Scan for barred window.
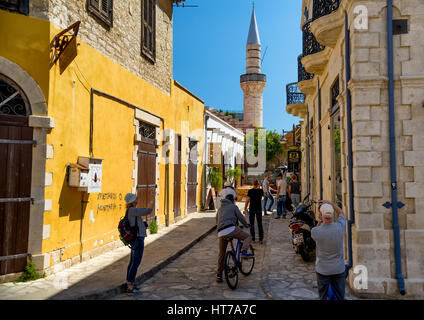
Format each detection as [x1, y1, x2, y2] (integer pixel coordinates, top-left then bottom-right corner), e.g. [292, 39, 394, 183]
[330, 76, 340, 113]
[87, 0, 113, 28]
[0, 0, 29, 14]
[141, 0, 156, 63]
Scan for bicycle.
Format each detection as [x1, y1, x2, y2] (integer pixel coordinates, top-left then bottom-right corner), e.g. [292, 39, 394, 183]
[223, 227, 255, 290]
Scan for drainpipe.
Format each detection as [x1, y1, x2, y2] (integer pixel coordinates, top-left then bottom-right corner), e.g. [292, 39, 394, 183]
[307, 108, 311, 196]
[318, 79, 323, 200]
[344, 11, 354, 272]
[386, 0, 406, 295]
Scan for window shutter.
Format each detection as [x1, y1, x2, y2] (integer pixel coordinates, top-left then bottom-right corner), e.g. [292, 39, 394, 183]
[87, 0, 113, 27]
[141, 0, 156, 63]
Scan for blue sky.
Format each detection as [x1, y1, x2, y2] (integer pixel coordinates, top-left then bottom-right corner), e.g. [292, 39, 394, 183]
[173, 0, 303, 134]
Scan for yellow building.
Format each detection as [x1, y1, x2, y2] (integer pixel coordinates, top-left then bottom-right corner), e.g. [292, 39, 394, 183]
[0, 0, 204, 280]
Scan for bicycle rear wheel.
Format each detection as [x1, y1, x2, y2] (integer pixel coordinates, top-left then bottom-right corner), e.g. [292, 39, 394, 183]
[239, 245, 255, 276]
[224, 251, 238, 290]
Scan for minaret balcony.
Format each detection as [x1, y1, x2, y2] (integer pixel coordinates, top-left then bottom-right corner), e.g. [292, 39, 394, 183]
[310, 0, 344, 48]
[240, 73, 267, 83]
[286, 82, 307, 119]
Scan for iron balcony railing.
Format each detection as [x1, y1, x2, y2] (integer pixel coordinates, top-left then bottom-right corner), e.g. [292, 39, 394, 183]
[286, 82, 305, 105]
[312, 0, 341, 20]
[302, 19, 325, 57]
[240, 73, 267, 83]
[298, 54, 314, 82]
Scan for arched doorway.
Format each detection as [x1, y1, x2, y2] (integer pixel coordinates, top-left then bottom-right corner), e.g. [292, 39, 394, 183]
[0, 74, 33, 275]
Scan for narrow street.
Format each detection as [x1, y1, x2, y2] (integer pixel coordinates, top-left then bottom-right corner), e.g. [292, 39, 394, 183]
[112, 210, 355, 300]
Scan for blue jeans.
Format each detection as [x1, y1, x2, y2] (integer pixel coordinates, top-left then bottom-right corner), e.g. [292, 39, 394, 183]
[126, 237, 145, 285]
[316, 271, 346, 300]
[263, 193, 274, 214]
[276, 195, 287, 216]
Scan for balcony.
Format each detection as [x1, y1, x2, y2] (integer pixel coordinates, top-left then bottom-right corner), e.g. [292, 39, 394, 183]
[301, 19, 332, 76]
[286, 82, 307, 118]
[297, 54, 316, 95]
[298, 54, 313, 83]
[302, 20, 325, 58]
[310, 0, 344, 48]
[312, 0, 341, 21]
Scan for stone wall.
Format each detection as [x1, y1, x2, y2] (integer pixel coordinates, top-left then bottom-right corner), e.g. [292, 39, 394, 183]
[299, 0, 424, 298]
[29, 0, 173, 94]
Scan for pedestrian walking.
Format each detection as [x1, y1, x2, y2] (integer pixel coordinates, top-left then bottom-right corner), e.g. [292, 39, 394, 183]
[288, 174, 301, 208]
[243, 180, 265, 244]
[219, 181, 237, 200]
[311, 200, 347, 300]
[275, 172, 288, 219]
[124, 193, 152, 295]
[216, 194, 252, 283]
[262, 173, 276, 215]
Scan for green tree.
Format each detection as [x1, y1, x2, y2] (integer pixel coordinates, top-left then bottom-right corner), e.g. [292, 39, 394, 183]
[244, 129, 285, 163]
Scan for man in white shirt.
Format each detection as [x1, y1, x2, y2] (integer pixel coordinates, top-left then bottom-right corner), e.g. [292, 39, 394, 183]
[275, 173, 288, 219]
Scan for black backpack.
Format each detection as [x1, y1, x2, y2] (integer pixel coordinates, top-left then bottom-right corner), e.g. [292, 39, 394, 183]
[118, 209, 138, 249]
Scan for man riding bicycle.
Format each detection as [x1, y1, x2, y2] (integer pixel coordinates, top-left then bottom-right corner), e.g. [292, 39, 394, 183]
[216, 194, 253, 283]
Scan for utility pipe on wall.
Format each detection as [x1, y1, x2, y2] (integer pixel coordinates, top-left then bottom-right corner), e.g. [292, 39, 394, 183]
[344, 11, 354, 272]
[318, 79, 323, 200]
[386, 0, 406, 295]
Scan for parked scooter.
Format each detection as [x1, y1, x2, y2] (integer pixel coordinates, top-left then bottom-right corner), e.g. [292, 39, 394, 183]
[288, 194, 317, 262]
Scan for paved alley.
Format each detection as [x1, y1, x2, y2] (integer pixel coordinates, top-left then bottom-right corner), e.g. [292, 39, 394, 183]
[112, 212, 356, 300]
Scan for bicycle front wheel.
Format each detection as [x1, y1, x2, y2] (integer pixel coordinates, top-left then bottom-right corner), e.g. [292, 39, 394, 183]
[224, 251, 238, 290]
[239, 245, 255, 276]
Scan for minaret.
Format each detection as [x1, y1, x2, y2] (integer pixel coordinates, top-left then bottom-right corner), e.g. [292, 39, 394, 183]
[240, 5, 266, 129]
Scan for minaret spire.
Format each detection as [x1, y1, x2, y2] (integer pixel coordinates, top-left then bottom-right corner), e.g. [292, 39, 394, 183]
[247, 4, 261, 45]
[240, 4, 266, 130]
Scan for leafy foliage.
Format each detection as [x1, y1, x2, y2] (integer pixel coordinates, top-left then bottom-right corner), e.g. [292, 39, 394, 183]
[207, 166, 223, 191]
[245, 128, 285, 162]
[149, 218, 158, 234]
[15, 261, 45, 283]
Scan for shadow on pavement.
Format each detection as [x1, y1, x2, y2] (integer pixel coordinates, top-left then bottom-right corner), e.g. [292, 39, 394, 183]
[49, 215, 216, 300]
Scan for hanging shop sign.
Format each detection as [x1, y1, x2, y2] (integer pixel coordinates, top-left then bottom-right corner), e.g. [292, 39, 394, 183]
[50, 21, 81, 74]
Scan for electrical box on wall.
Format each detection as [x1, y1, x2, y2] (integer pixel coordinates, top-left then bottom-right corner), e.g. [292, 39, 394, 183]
[67, 157, 103, 193]
[68, 163, 89, 188]
[79, 156, 103, 193]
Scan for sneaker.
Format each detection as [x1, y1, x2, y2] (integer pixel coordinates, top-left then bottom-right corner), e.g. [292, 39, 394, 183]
[274, 215, 281, 219]
[216, 276, 223, 283]
[268, 209, 273, 213]
[127, 287, 141, 295]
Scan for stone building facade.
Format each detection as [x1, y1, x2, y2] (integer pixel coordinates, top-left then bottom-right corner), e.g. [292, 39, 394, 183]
[0, 0, 206, 282]
[29, 0, 175, 94]
[286, 0, 424, 298]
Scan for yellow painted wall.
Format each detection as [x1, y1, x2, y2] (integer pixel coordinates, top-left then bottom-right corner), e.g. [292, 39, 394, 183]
[0, 11, 205, 264]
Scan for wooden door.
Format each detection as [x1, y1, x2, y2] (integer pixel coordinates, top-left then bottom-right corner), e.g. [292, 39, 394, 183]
[187, 140, 198, 214]
[173, 135, 181, 217]
[137, 136, 156, 220]
[0, 114, 33, 275]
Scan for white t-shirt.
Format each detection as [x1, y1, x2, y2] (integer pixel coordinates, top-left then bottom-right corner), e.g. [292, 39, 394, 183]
[218, 226, 236, 237]
[276, 179, 287, 196]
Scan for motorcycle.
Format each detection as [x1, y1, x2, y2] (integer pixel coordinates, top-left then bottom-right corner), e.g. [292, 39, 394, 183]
[288, 195, 317, 262]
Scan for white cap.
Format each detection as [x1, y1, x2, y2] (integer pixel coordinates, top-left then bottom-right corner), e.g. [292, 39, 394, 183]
[320, 203, 334, 219]
[224, 181, 232, 188]
[124, 193, 137, 204]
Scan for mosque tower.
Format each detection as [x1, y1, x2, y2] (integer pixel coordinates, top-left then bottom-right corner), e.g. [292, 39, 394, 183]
[240, 4, 266, 129]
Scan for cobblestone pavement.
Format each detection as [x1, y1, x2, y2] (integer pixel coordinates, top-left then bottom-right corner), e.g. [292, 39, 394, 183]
[112, 212, 357, 300]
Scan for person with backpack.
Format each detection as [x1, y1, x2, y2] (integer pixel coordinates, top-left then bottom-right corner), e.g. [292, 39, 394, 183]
[123, 193, 152, 295]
